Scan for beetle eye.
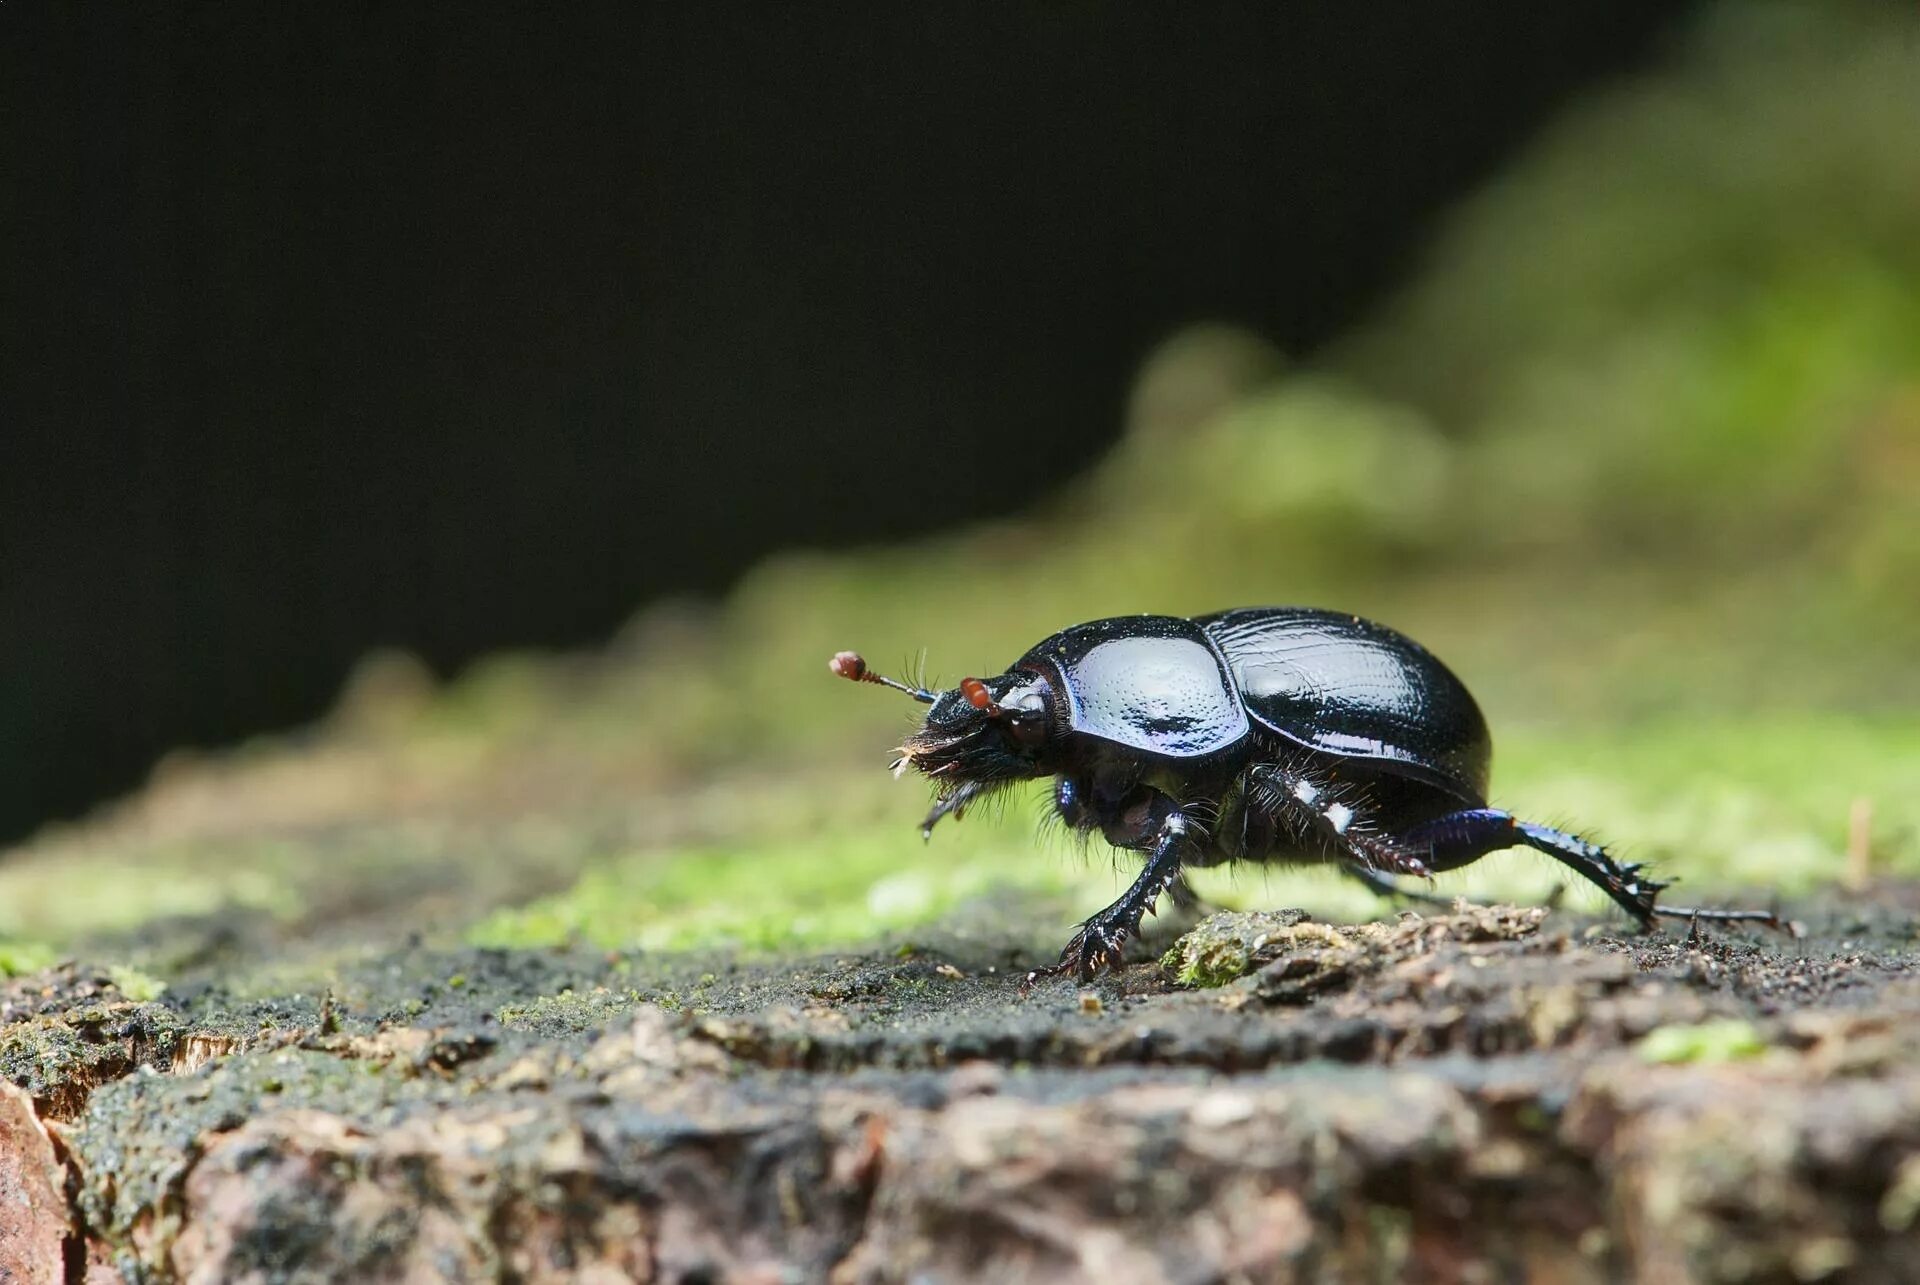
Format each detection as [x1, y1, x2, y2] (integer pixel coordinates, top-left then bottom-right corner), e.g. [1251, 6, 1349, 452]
[960, 678, 998, 713]
[1008, 713, 1047, 747]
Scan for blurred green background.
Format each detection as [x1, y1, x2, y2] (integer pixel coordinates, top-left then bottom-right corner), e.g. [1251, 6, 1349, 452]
[2, 0, 1915, 971]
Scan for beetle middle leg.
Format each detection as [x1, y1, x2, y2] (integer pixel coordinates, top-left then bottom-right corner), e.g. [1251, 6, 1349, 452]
[1243, 762, 1433, 881]
[1391, 808, 1782, 930]
[1343, 863, 1455, 908]
[1032, 786, 1193, 981]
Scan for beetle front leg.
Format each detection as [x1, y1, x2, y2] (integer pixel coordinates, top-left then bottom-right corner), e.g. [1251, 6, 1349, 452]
[1052, 776, 1095, 833]
[1032, 788, 1192, 982]
[1166, 871, 1209, 914]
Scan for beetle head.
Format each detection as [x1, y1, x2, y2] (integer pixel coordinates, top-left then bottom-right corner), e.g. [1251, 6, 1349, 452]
[830, 651, 1060, 836]
[900, 671, 1059, 833]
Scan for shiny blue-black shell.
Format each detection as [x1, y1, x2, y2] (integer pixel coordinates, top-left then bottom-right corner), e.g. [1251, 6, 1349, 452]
[1197, 607, 1491, 805]
[1013, 616, 1249, 760]
[1013, 608, 1491, 806]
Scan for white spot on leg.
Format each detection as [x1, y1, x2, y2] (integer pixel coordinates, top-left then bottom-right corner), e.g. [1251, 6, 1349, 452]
[1324, 802, 1354, 834]
[1291, 780, 1319, 805]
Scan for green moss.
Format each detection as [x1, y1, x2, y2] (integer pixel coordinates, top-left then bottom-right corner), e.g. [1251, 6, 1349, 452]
[1493, 716, 1920, 899]
[468, 810, 1099, 954]
[72, 1049, 417, 1248]
[1162, 910, 1315, 989]
[0, 844, 303, 945]
[495, 987, 641, 1037]
[0, 940, 57, 977]
[107, 964, 169, 1002]
[457, 712, 1916, 957]
[0, 1002, 186, 1108]
[1638, 1019, 1770, 1065]
[1164, 938, 1252, 990]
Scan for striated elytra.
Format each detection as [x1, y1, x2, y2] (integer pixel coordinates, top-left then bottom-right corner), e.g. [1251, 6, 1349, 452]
[833, 608, 1783, 981]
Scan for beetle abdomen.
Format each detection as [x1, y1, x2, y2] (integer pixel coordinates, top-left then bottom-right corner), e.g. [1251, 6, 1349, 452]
[1197, 607, 1490, 803]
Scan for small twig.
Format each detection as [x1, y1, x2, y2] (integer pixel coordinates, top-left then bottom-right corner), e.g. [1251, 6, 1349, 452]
[1845, 796, 1874, 892]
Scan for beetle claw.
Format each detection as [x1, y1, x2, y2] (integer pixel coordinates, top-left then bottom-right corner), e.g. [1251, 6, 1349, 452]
[1041, 919, 1128, 982]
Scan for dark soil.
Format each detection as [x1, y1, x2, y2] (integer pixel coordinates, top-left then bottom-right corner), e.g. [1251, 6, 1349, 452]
[5, 890, 1920, 1283]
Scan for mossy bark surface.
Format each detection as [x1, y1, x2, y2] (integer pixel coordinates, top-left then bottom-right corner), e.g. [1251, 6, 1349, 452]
[5, 885, 1920, 1282]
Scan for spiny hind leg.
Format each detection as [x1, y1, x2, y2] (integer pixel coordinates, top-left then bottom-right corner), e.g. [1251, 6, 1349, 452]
[1394, 808, 1783, 930]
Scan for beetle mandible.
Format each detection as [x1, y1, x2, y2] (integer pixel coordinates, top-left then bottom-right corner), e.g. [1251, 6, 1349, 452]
[832, 607, 1781, 981]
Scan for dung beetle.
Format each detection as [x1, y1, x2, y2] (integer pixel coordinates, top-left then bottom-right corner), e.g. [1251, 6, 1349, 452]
[832, 607, 1782, 980]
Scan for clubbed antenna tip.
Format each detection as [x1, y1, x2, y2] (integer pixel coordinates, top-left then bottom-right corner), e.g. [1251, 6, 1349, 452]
[829, 650, 937, 704]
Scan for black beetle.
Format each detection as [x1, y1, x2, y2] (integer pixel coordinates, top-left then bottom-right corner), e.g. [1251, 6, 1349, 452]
[832, 607, 1781, 980]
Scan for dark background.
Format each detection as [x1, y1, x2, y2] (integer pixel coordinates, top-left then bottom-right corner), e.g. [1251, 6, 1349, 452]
[1, 2, 1697, 844]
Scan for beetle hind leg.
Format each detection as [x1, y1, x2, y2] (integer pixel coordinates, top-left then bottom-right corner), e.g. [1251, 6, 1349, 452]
[1392, 809, 1783, 931]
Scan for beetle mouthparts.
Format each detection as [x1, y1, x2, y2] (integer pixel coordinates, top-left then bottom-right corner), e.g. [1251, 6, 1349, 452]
[919, 779, 985, 837]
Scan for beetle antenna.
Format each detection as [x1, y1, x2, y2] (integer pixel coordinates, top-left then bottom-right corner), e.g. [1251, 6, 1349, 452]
[830, 650, 937, 704]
